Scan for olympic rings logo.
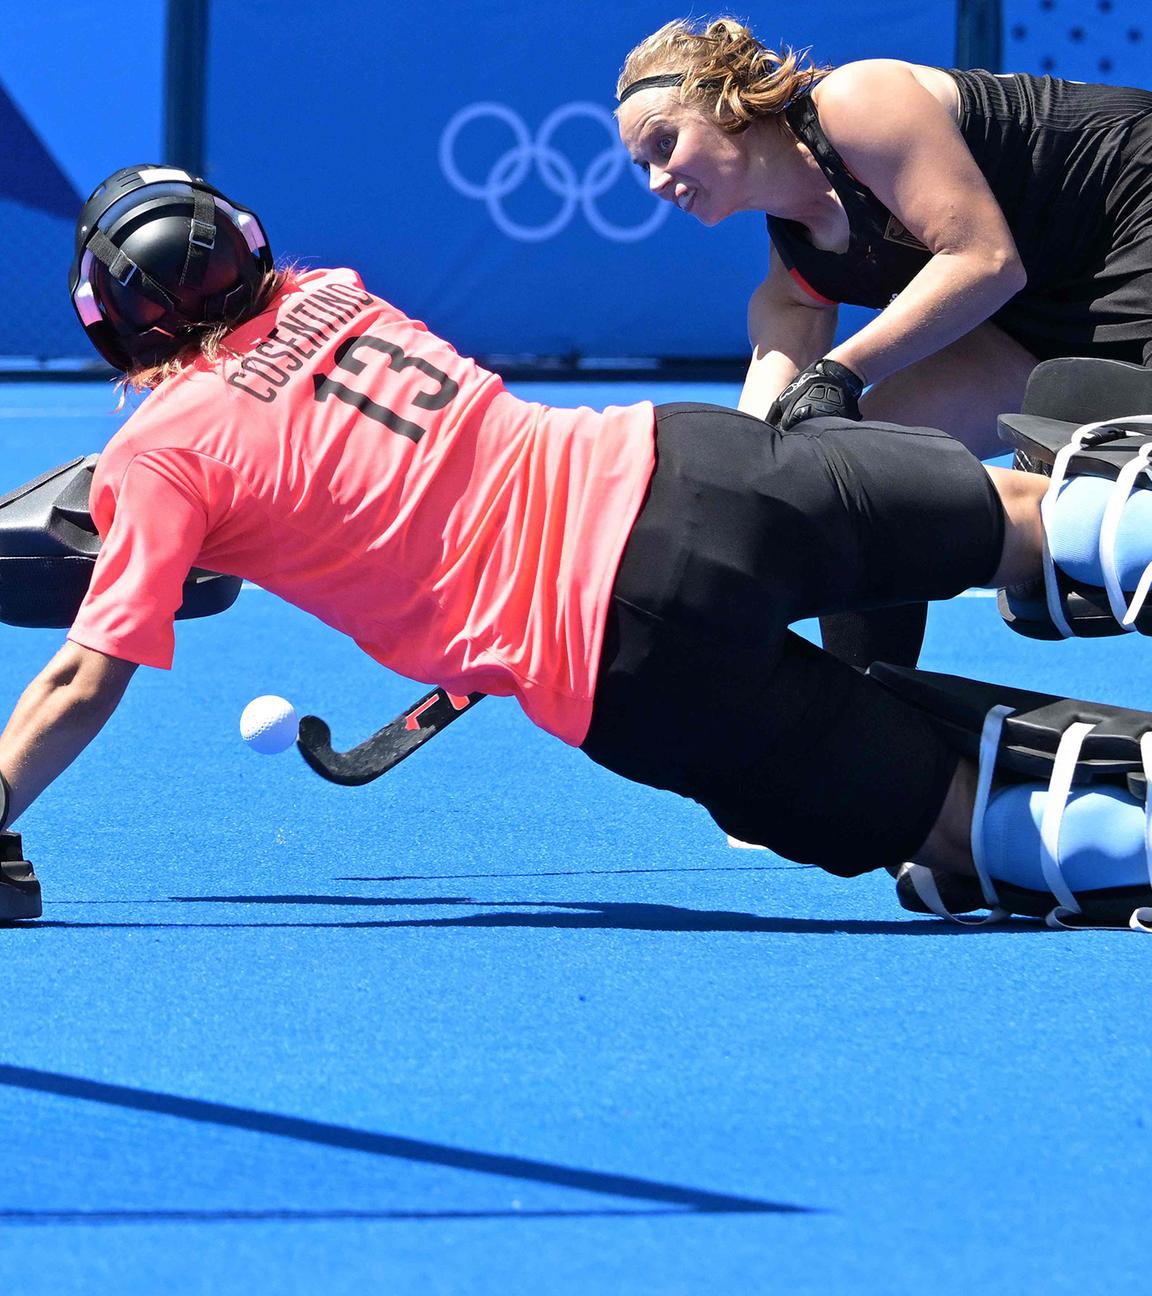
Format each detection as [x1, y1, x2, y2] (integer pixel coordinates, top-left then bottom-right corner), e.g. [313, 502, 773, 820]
[438, 101, 670, 243]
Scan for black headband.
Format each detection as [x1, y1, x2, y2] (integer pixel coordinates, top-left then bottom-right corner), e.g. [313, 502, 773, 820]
[617, 73, 685, 103]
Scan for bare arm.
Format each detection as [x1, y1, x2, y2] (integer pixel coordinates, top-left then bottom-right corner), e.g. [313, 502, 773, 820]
[0, 641, 138, 826]
[739, 251, 839, 419]
[815, 61, 1027, 385]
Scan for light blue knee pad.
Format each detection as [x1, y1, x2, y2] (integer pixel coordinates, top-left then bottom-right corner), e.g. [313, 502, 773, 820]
[1048, 476, 1152, 599]
[984, 782, 1148, 894]
[871, 664, 1152, 930]
[996, 416, 1152, 639]
[965, 706, 1152, 928]
[1037, 422, 1152, 636]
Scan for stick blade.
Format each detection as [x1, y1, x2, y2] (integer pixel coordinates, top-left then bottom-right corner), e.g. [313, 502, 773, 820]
[296, 689, 485, 787]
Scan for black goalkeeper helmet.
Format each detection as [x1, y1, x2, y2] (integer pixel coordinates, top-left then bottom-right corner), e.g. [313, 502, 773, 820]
[69, 164, 273, 372]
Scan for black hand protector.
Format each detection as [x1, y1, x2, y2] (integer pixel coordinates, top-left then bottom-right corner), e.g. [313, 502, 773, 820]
[767, 359, 865, 430]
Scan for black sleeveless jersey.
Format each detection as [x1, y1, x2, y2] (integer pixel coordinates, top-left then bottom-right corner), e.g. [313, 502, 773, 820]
[766, 69, 1152, 360]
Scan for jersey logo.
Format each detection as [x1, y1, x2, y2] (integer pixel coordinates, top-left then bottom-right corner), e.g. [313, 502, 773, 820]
[882, 215, 928, 251]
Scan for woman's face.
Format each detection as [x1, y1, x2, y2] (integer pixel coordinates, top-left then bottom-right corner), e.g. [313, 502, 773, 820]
[617, 92, 752, 226]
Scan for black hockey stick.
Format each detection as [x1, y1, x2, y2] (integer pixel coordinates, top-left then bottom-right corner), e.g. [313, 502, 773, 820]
[296, 687, 486, 786]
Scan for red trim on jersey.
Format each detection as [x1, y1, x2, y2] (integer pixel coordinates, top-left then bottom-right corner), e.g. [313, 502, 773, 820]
[788, 268, 837, 307]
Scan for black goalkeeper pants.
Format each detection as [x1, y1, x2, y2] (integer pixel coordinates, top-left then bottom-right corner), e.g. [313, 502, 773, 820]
[580, 403, 1005, 877]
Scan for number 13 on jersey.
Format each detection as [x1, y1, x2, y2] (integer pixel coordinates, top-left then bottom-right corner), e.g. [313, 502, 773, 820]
[313, 332, 460, 443]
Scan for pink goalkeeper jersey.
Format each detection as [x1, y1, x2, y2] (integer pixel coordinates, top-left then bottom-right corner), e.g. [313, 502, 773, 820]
[68, 269, 656, 745]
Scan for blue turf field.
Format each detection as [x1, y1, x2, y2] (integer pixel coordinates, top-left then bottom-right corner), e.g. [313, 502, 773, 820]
[1, 381, 1150, 1295]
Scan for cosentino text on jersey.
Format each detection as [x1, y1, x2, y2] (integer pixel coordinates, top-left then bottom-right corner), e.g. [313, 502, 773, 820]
[226, 282, 376, 402]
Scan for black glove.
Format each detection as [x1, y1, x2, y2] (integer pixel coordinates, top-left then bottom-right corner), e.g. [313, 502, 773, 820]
[766, 358, 864, 430]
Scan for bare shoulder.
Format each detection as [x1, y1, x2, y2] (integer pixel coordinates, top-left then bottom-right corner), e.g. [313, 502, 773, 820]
[813, 60, 920, 105]
[814, 61, 959, 133]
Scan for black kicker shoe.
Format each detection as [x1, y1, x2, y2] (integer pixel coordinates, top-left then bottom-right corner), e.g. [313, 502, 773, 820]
[891, 862, 986, 916]
[0, 831, 41, 920]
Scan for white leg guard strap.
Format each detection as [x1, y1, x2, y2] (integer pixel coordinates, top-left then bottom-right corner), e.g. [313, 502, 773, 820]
[907, 717, 1152, 931]
[999, 413, 1152, 639]
[1099, 444, 1152, 627]
[1037, 417, 1152, 638]
[898, 862, 1008, 926]
[972, 712, 1152, 930]
[1037, 721, 1097, 912]
[1135, 732, 1152, 933]
[872, 663, 1152, 930]
[899, 703, 1014, 926]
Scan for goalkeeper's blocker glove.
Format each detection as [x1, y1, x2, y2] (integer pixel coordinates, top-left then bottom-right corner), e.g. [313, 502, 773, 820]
[767, 358, 865, 430]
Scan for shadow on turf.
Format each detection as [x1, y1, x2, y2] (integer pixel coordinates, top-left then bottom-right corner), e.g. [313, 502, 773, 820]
[0, 1207, 785, 1223]
[0, 1064, 811, 1219]
[338, 864, 808, 881]
[20, 894, 1048, 934]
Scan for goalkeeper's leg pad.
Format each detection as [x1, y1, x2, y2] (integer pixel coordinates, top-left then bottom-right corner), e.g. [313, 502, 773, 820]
[872, 663, 1152, 930]
[998, 370, 1152, 639]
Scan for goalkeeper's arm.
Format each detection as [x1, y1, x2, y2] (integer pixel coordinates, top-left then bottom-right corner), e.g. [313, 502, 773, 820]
[0, 642, 137, 828]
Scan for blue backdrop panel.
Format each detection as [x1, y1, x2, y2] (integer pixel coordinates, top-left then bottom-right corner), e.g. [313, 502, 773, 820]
[1004, 0, 1149, 85]
[204, 1, 957, 361]
[0, 0, 164, 361]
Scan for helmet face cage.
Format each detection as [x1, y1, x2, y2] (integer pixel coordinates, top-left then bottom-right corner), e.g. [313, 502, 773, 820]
[69, 165, 273, 372]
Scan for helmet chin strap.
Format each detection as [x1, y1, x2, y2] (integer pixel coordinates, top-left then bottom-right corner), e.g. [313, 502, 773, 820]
[85, 230, 177, 312]
[178, 186, 218, 290]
